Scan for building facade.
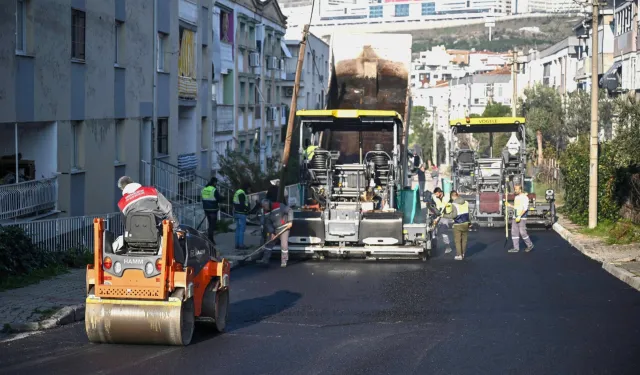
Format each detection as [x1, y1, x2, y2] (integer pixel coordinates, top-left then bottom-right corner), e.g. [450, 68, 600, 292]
[211, 0, 289, 173]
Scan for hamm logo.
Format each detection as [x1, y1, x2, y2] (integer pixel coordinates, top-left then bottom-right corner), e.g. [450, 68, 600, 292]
[123, 258, 144, 265]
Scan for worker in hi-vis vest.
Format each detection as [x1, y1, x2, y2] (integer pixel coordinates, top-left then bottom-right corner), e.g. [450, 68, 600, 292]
[201, 177, 221, 244]
[442, 190, 470, 260]
[506, 184, 534, 253]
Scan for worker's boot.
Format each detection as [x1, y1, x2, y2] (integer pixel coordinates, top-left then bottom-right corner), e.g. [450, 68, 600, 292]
[525, 244, 534, 252]
[256, 249, 272, 265]
[508, 248, 520, 253]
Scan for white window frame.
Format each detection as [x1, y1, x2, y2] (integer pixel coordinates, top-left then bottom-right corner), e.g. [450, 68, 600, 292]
[16, 0, 26, 54]
[157, 32, 167, 72]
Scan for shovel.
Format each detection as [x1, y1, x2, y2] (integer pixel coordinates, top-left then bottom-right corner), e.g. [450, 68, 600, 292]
[236, 222, 293, 266]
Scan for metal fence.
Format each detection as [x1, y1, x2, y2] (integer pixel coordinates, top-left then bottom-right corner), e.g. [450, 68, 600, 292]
[0, 177, 58, 220]
[6, 212, 124, 253]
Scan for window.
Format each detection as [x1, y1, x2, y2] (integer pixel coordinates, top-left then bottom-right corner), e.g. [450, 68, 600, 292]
[115, 21, 124, 65]
[157, 118, 169, 155]
[370, 5, 383, 18]
[220, 10, 232, 44]
[72, 121, 84, 169]
[239, 82, 246, 104]
[71, 9, 86, 60]
[157, 33, 167, 72]
[266, 134, 272, 157]
[421, 2, 436, 16]
[16, 0, 27, 53]
[115, 120, 124, 163]
[239, 139, 245, 152]
[248, 82, 255, 105]
[267, 84, 272, 103]
[497, 85, 503, 97]
[395, 4, 409, 17]
[201, 118, 208, 149]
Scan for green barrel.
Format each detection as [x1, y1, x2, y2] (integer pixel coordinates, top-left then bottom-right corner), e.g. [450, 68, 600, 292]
[442, 178, 453, 195]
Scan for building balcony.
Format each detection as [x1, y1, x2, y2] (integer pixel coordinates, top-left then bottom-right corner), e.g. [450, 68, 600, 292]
[216, 104, 234, 133]
[179, 75, 198, 100]
[0, 177, 58, 221]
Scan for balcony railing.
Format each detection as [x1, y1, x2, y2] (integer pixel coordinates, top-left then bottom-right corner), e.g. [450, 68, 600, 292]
[216, 104, 234, 132]
[0, 177, 58, 220]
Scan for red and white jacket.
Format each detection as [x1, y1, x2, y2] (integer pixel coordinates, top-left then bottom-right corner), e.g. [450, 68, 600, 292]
[117, 183, 179, 226]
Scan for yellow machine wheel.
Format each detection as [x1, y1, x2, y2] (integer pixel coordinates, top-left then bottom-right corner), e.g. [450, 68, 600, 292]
[85, 288, 195, 346]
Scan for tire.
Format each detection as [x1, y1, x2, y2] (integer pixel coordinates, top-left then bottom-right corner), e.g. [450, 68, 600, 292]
[214, 288, 229, 333]
[180, 297, 195, 346]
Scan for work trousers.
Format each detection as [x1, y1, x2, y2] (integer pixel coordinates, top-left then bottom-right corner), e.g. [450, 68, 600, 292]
[511, 218, 533, 250]
[205, 211, 218, 244]
[262, 229, 290, 264]
[418, 180, 426, 201]
[234, 213, 247, 247]
[452, 223, 470, 257]
[435, 218, 451, 249]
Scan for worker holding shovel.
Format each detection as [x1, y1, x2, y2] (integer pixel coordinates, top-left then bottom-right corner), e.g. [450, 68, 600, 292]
[257, 198, 293, 267]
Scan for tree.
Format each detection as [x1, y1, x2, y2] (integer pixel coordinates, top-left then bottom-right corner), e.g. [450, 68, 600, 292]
[474, 102, 512, 156]
[520, 84, 564, 164]
[218, 150, 279, 193]
[565, 90, 614, 141]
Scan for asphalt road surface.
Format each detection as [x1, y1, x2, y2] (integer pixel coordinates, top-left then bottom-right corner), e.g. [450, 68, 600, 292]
[1, 228, 640, 375]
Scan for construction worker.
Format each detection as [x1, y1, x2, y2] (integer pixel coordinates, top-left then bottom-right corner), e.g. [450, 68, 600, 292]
[507, 184, 534, 253]
[201, 177, 221, 244]
[417, 163, 427, 201]
[430, 187, 452, 254]
[117, 176, 185, 262]
[258, 198, 292, 267]
[442, 190, 470, 260]
[233, 182, 251, 250]
[304, 138, 317, 161]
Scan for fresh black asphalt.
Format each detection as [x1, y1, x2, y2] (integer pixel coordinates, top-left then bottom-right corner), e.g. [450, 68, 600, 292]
[1, 228, 639, 375]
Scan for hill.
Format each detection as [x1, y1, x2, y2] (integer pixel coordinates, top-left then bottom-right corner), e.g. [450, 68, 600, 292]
[388, 15, 582, 55]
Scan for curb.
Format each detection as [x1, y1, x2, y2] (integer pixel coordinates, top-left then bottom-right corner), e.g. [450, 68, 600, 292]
[552, 222, 587, 255]
[602, 262, 640, 292]
[4, 304, 85, 333]
[553, 221, 640, 292]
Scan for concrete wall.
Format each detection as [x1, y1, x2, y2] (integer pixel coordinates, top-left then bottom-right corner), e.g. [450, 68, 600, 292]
[0, 0, 157, 216]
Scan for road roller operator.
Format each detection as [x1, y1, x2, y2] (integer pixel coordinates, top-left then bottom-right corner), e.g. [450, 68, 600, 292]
[116, 176, 187, 262]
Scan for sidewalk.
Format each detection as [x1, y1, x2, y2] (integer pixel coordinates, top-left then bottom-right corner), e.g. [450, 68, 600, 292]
[0, 228, 264, 338]
[553, 214, 640, 291]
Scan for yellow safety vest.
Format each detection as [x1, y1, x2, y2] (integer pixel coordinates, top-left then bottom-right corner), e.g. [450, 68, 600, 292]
[306, 145, 318, 160]
[233, 189, 248, 214]
[201, 186, 218, 212]
[452, 201, 470, 224]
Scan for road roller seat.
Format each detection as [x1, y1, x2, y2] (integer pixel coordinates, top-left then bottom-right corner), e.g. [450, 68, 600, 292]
[124, 212, 161, 253]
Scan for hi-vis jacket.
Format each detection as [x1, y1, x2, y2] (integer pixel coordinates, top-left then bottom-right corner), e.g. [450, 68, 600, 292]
[443, 197, 470, 224]
[117, 183, 179, 227]
[201, 186, 220, 212]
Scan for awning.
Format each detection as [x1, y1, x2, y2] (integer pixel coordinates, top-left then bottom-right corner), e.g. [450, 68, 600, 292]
[280, 40, 292, 59]
[599, 60, 622, 90]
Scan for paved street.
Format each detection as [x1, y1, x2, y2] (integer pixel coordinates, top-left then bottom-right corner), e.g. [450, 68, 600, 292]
[1, 228, 640, 374]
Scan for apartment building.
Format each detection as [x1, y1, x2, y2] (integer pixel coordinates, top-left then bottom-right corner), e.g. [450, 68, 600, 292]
[609, 0, 638, 94]
[573, 1, 614, 91]
[0, 0, 212, 221]
[283, 30, 329, 112]
[211, 0, 289, 173]
[448, 67, 513, 118]
[518, 37, 580, 95]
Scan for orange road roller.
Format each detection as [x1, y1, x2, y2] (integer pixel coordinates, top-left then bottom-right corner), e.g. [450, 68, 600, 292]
[85, 213, 230, 346]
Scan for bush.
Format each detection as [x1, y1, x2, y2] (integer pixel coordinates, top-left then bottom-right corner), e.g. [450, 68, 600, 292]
[60, 246, 93, 268]
[0, 226, 57, 280]
[559, 137, 621, 225]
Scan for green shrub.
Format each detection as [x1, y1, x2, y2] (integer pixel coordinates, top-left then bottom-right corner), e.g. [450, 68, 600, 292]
[0, 226, 57, 279]
[559, 137, 621, 225]
[60, 246, 93, 268]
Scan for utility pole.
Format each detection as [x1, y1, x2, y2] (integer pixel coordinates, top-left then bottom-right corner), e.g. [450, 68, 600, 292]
[588, 2, 600, 228]
[432, 106, 437, 165]
[511, 49, 518, 117]
[278, 25, 309, 203]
